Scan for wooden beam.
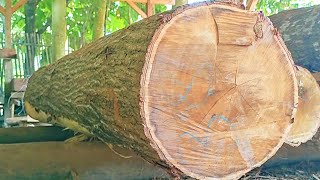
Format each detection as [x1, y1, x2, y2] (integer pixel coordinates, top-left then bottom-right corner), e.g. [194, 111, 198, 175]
[11, 78, 28, 92]
[4, 0, 12, 48]
[12, 0, 27, 13]
[4, 0, 14, 121]
[146, 0, 154, 17]
[0, 48, 16, 58]
[0, 5, 4, 15]
[246, 0, 259, 11]
[120, 0, 175, 5]
[126, 1, 147, 18]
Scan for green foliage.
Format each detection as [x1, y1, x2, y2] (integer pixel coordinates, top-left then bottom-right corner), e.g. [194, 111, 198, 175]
[4, 0, 169, 50]
[67, 0, 95, 49]
[3, 0, 319, 53]
[257, 0, 319, 15]
[35, 0, 52, 44]
[107, 2, 134, 32]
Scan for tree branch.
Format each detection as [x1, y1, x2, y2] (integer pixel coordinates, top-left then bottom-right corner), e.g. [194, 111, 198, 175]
[126, 1, 147, 18]
[37, 18, 51, 34]
[246, 0, 258, 11]
[12, 0, 27, 13]
[0, 5, 5, 15]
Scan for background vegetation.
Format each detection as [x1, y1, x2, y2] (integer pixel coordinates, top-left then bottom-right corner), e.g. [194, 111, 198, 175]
[0, 0, 318, 75]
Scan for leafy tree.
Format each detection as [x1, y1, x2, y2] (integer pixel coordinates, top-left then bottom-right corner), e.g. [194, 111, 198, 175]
[257, 0, 319, 15]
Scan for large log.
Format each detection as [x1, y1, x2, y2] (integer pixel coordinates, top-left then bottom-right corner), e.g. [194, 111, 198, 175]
[25, 2, 298, 179]
[285, 66, 320, 146]
[269, 5, 320, 72]
[264, 5, 320, 166]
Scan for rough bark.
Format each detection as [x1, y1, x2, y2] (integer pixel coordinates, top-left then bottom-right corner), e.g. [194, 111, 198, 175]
[269, 5, 320, 72]
[92, 0, 107, 40]
[52, 0, 66, 61]
[25, 2, 298, 179]
[26, 7, 166, 168]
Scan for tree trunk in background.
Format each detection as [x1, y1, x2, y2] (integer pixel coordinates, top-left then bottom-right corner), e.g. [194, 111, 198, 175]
[52, 0, 66, 62]
[37, 0, 71, 35]
[104, 0, 111, 34]
[269, 5, 320, 72]
[92, 0, 107, 40]
[79, 4, 94, 48]
[173, 0, 187, 8]
[25, 3, 298, 179]
[24, 0, 39, 75]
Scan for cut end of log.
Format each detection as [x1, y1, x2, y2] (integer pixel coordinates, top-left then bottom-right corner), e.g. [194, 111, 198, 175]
[141, 3, 298, 179]
[312, 72, 320, 86]
[285, 66, 320, 146]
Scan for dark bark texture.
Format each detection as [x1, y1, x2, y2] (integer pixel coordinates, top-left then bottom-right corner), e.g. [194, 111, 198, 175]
[269, 5, 320, 72]
[25, 13, 168, 167]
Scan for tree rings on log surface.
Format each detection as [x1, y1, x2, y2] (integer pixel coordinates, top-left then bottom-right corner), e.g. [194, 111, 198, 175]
[285, 66, 320, 146]
[141, 3, 298, 180]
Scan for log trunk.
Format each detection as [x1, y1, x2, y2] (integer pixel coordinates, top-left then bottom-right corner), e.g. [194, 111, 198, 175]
[25, 2, 298, 179]
[285, 66, 320, 146]
[264, 5, 320, 166]
[269, 5, 320, 72]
